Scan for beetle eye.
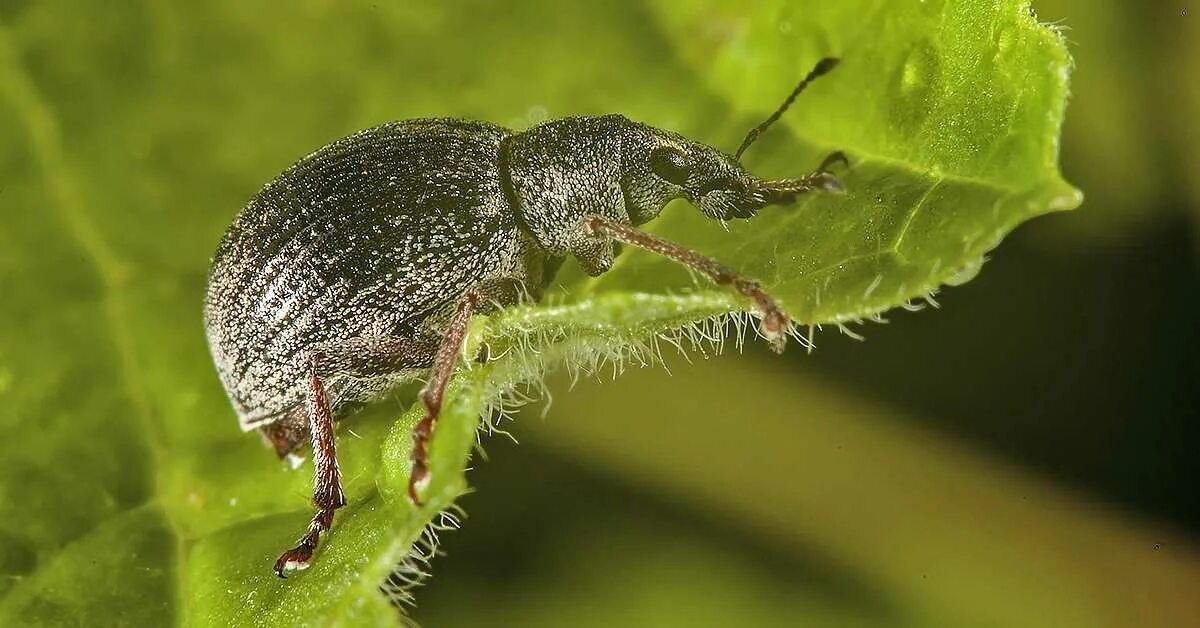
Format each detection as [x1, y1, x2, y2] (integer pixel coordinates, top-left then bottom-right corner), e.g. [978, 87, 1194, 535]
[649, 147, 690, 186]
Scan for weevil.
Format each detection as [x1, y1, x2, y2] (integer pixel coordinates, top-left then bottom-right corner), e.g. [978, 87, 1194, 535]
[204, 58, 846, 577]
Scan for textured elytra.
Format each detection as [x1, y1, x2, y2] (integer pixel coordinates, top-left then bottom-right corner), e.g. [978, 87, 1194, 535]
[205, 119, 528, 429]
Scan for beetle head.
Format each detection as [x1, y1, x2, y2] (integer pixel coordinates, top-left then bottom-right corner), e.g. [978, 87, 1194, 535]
[627, 139, 768, 221]
[622, 57, 843, 224]
[634, 140, 844, 222]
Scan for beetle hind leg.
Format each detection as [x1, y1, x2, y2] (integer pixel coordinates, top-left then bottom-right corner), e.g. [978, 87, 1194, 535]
[274, 368, 344, 577]
[261, 407, 310, 458]
[272, 336, 437, 578]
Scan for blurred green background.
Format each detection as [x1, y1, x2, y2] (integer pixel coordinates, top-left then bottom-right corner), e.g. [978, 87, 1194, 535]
[1, 0, 1198, 626]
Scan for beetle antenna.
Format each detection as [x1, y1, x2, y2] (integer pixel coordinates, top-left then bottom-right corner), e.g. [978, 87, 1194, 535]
[734, 57, 840, 161]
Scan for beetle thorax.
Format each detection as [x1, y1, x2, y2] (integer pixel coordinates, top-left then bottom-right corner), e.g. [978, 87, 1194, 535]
[504, 115, 633, 276]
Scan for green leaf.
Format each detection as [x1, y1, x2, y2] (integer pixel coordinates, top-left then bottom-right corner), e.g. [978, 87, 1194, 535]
[0, 0, 1077, 625]
[582, 0, 1081, 323]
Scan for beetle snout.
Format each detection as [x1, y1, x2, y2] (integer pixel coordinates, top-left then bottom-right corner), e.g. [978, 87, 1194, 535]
[694, 185, 769, 221]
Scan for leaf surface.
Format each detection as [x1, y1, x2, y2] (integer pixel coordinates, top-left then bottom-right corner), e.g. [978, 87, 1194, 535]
[0, 1, 1076, 625]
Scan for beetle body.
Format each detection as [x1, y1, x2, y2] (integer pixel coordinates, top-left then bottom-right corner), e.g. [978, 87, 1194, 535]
[205, 114, 785, 434]
[204, 58, 845, 576]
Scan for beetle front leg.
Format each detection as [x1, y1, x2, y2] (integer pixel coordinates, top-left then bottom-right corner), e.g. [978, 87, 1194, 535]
[585, 216, 791, 353]
[818, 150, 849, 174]
[408, 288, 481, 506]
[755, 152, 850, 204]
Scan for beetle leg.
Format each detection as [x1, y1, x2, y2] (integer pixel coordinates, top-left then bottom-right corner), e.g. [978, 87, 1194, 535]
[408, 288, 481, 506]
[261, 337, 441, 458]
[273, 336, 436, 577]
[756, 152, 849, 203]
[274, 366, 344, 577]
[818, 150, 850, 174]
[261, 406, 310, 458]
[585, 215, 791, 353]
